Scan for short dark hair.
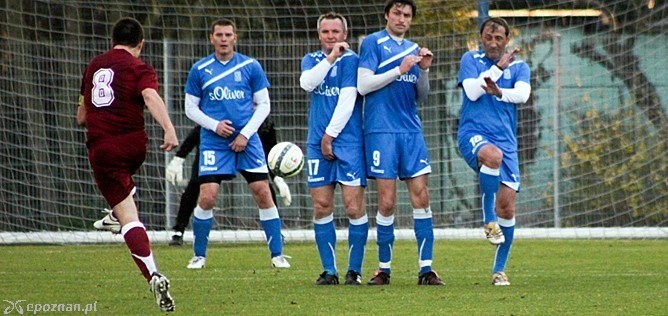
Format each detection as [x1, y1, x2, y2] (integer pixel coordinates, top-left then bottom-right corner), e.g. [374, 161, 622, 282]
[384, 0, 417, 18]
[480, 17, 511, 37]
[211, 18, 237, 34]
[317, 12, 348, 33]
[111, 17, 144, 47]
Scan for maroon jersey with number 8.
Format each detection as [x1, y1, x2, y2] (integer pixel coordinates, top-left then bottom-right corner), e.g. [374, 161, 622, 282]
[80, 48, 159, 207]
[80, 48, 159, 143]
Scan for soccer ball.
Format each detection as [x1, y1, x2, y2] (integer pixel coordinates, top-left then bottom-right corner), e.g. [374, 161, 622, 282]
[267, 142, 304, 178]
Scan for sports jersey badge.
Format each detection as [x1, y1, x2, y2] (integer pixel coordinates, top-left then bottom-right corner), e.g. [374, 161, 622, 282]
[504, 69, 511, 79]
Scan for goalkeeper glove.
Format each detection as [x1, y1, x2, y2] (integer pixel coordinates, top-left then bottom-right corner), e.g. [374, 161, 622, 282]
[165, 156, 185, 186]
[273, 176, 292, 207]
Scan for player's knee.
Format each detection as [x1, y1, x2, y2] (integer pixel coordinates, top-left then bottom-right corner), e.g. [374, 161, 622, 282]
[344, 204, 365, 219]
[410, 189, 430, 208]
[479, 145, 503, 169]
[250, 182, 271, 198]
[313, 200, 334, 219]
[198, 195, 216, 210]
[377, 201, 395, 216]
[496, 206, 515, 220]
[312, 194, 332, 209]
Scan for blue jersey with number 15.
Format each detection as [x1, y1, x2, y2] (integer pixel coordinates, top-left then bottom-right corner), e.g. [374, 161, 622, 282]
[184, 52, 270, 148]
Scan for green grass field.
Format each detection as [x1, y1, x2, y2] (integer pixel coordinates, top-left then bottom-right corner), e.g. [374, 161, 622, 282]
[1, 239, 666, 315]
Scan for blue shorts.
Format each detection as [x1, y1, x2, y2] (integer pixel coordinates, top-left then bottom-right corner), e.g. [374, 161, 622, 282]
[198, 133, 268, 177]
[364, 132, 431, 180]
[458, 133, 521, 191]
[306, 144, 366, 188]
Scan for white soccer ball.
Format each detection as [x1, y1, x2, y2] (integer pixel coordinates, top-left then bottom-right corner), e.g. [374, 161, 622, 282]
[267, 142, 304, 178]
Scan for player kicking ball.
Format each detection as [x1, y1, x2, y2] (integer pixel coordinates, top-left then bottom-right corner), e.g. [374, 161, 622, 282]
[80, 17, 176, 312]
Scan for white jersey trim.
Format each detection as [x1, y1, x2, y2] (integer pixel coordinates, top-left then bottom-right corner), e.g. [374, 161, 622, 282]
[502, 181, 520, 191]
[196, 58, 215, 70]
[201, 59, 254, 90]
[376, 36, 390, 45]
[339, 178, 362, 187]
[378, 43, 418, 69]
[411, 165, 432, 178]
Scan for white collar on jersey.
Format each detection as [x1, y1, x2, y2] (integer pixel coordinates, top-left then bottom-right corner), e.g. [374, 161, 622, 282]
[387, 31, 404, 45]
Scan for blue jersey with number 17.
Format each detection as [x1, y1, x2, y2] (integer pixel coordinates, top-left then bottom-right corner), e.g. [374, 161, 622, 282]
[184, 52, 270, 148]
[359, 29, 422, 134]
[301, 50, 363, 147]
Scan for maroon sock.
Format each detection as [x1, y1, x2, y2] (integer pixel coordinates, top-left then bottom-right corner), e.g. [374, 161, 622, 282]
[122, 222, 156, 281]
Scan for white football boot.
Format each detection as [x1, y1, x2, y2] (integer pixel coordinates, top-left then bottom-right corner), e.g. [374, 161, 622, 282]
[187, 256, 206, 269]
[93, 208, 121, 234]
[271, 255, 291, 268]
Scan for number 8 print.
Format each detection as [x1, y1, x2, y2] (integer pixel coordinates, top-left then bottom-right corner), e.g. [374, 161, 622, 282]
[91, 68, 115, 107]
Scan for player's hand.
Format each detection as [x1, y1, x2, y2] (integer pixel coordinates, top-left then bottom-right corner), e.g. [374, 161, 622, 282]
[321, 134, 335, 160]
[161, 130, 179, 152]
[216, 120, 235, 138]
[165, 157, 185, 186]
[496, 47, 520, 70]
[482, 77, 502, 98]
[273, 176, 292, 206]
[417, 47, 433, 70]
[230, 134, 249, 152]
[326, 42, 350, 63]
[399, 55, 422, 74]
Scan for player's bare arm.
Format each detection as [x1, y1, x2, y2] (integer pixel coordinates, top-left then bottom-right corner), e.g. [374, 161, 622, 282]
[215, 120, 235, 138]
[142, 88, 179, 151]
[76, 95, 86, 126]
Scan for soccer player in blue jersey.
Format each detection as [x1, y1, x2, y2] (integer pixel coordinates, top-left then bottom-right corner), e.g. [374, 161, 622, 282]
[300, 12, 368, 286]
[183, 18, 290, 269]
[457, 17, 531, 286]
[358, 0, 444, 286]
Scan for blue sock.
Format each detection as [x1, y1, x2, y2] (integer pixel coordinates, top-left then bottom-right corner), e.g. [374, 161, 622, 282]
[347, 215, 369, 274]
[314, 214, 337, 275]
[259, 207, 283, 258]
[414, 208, 434, 275]
[479, 165, 500, 224]
[192, 206, 213, 257]
[493, 217, 515, 273]
[376, 213, 395, 275]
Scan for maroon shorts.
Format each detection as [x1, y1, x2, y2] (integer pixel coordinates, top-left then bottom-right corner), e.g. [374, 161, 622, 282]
[87, 130, 148, 207]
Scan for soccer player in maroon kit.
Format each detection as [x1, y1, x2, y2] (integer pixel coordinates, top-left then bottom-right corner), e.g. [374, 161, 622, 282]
[77, 17, 177, 312]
